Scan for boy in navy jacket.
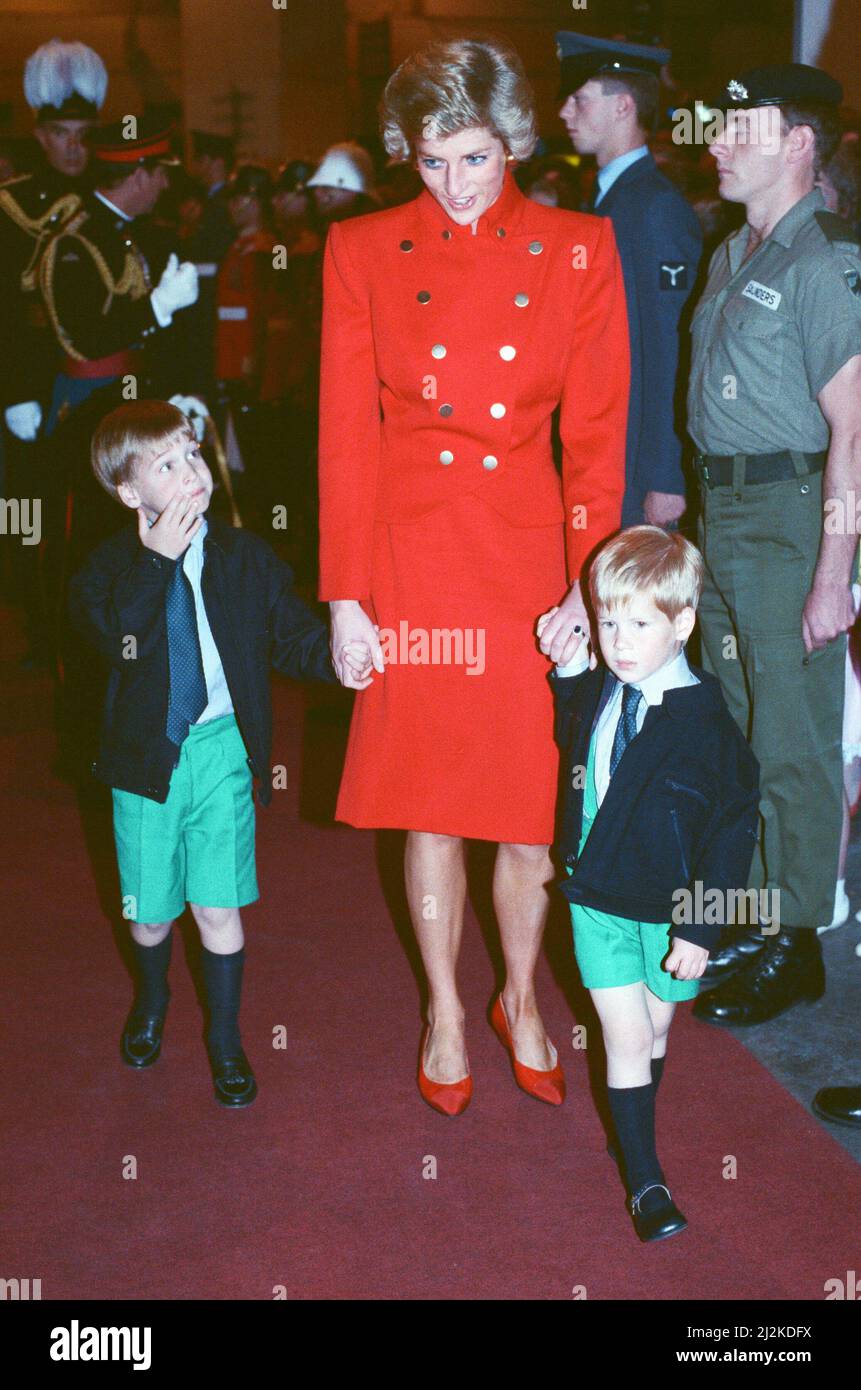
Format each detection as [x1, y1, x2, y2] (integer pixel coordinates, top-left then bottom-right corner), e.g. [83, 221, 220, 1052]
[538, 526, 759, 1242]
[69, 400, 366, 1107]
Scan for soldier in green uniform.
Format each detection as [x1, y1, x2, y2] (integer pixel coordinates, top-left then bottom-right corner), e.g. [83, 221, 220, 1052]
[0, 39, 107, 664]
[687, 65, 861, 1027]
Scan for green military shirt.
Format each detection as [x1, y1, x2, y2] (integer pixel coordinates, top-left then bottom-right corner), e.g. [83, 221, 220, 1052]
[688, 188, 861, 455]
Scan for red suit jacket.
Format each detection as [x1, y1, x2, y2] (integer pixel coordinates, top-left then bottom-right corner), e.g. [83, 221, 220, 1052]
[318, 172, 630, 600]
[216, 227, 275, 382]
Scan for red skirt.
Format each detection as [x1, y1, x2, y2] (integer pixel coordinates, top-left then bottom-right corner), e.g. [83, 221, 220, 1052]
[335, 495, 568, 844]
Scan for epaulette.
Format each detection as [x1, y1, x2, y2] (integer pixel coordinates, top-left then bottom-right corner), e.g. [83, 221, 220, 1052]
[815, 209, 860, 245]
[0, 181, 83, 290]
[39, 206, 150, 363]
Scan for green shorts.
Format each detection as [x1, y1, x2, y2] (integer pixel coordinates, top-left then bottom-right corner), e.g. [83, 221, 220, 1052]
[112, 714, 259, 924]
[569, 896, 700, 1002]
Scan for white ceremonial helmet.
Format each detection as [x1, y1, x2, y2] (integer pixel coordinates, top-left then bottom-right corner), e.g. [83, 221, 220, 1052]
[306, 142, 374, 194]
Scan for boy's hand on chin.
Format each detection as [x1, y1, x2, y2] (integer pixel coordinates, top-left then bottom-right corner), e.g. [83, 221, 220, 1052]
[137, 496, 203, 561]
[665, 938, 709, 981]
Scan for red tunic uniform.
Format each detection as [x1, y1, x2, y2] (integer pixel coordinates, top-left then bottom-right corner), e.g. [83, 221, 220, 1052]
[318, 172, 629, 843]
[216, 227, 275, 381]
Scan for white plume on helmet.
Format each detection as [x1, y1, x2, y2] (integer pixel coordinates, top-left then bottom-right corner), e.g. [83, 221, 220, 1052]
[24, 38, 108, 113]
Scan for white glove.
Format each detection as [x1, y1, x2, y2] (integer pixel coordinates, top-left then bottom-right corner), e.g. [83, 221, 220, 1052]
[168, 393, 209, 442]
[4, 401, 42, 441]
[150, 253, 199, 325]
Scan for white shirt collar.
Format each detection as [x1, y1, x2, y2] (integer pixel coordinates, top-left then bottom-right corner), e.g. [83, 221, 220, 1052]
[626, 647, 696, 707]
[94, 190, 132, 222]
[596, 144, 649, 202]
[189, 517, 208, 551]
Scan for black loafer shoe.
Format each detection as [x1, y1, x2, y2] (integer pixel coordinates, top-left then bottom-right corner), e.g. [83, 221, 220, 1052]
[812, 1085, 861, 1129]
[702, 925, 769, 984]
[693, 929, 824, 1027]
[121, 1010, 166, 1068]
[630, 1183, 688, 1243]
[209, 1049, 258, 1107]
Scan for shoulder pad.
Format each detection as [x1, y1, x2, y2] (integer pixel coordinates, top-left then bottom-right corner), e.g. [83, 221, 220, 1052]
[815, 209, 860, 245]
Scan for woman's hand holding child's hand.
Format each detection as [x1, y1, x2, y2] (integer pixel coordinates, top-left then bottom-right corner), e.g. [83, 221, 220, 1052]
[537, 599, 597, 670]
[329, 601, 385, 690]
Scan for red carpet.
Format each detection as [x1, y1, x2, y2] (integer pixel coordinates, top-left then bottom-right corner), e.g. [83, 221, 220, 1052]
[3, 605, 861, 1301]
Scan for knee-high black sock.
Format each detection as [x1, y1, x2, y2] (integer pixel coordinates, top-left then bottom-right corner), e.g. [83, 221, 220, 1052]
[201, 946, 245, 1056]
[607, 1084, 664, 1196]
[651, 1055, 665, 1097]
[131, 933, 172, 1014]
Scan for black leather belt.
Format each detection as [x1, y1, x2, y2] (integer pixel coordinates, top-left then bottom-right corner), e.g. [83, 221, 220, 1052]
[694, 450, 827, 489]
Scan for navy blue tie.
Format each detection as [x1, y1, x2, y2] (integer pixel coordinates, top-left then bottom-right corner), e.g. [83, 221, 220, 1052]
[609, 684, 642, 777]
[165, 562, 207, 746]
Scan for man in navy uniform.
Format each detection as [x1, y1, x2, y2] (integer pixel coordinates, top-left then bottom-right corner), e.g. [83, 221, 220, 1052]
[183, 131, 237, 397]
[0, 39, 107, 663]
[557, 32, 703, 528]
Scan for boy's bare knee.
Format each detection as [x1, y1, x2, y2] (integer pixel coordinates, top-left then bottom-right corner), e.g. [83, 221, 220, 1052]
[131, 920, 172, 943]
[190, 904, 236, 933]
[606, 1028, 653, 1061]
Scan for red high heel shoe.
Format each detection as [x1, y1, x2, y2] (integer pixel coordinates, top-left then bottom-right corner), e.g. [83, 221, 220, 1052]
[490, 995, 565, 1106]
[418, 1027, 472, 1117]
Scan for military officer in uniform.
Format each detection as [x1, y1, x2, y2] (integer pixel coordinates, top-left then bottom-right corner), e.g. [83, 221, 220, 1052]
[40, 115, 198, 437]
[0, 39, 107, 662]
[557, 32, 703, 528]
[687, 65, 861, 1028]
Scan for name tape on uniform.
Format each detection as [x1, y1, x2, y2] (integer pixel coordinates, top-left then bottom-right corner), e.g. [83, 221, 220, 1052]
[741, 279, 782, 310]
[218, 306, 248, 320]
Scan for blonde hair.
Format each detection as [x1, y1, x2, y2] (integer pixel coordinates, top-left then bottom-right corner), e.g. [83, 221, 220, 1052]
[91, 399, 194, 499]
[589, 526, 704, 620]
[380, 36, 537, 163]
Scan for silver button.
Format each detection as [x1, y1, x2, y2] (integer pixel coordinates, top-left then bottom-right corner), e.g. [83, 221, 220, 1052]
[528, 241, 543, 255]
[483, 455, 499, 470]
[514, 293, 529, 307]
[439, 404, 453, 417]
[490, 403, 506, 418]
[400, 239, 413, 251]
[417, 291, 431, 304]
[431, 344, 446, 359]
[496, 227, 506, 238]
[440, 450, 454, 465]
[499, 345, 516, 361]
[442, 229, 452, 240]
[800, 483, 810, 495]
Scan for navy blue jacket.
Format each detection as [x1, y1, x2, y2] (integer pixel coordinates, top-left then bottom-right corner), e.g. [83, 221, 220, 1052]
[550, 662, 759, 951]
[68, 517, 336, 805]
[592, 152, 703, 523]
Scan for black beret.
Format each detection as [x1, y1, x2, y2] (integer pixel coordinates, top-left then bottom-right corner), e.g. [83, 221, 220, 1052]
[720, 64, 843, 110]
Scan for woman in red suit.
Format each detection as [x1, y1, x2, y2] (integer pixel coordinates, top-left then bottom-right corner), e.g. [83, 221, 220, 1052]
[319, 38, 630, 1115]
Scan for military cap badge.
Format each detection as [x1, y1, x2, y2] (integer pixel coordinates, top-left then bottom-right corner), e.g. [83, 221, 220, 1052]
[727, 79, 749, 101]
